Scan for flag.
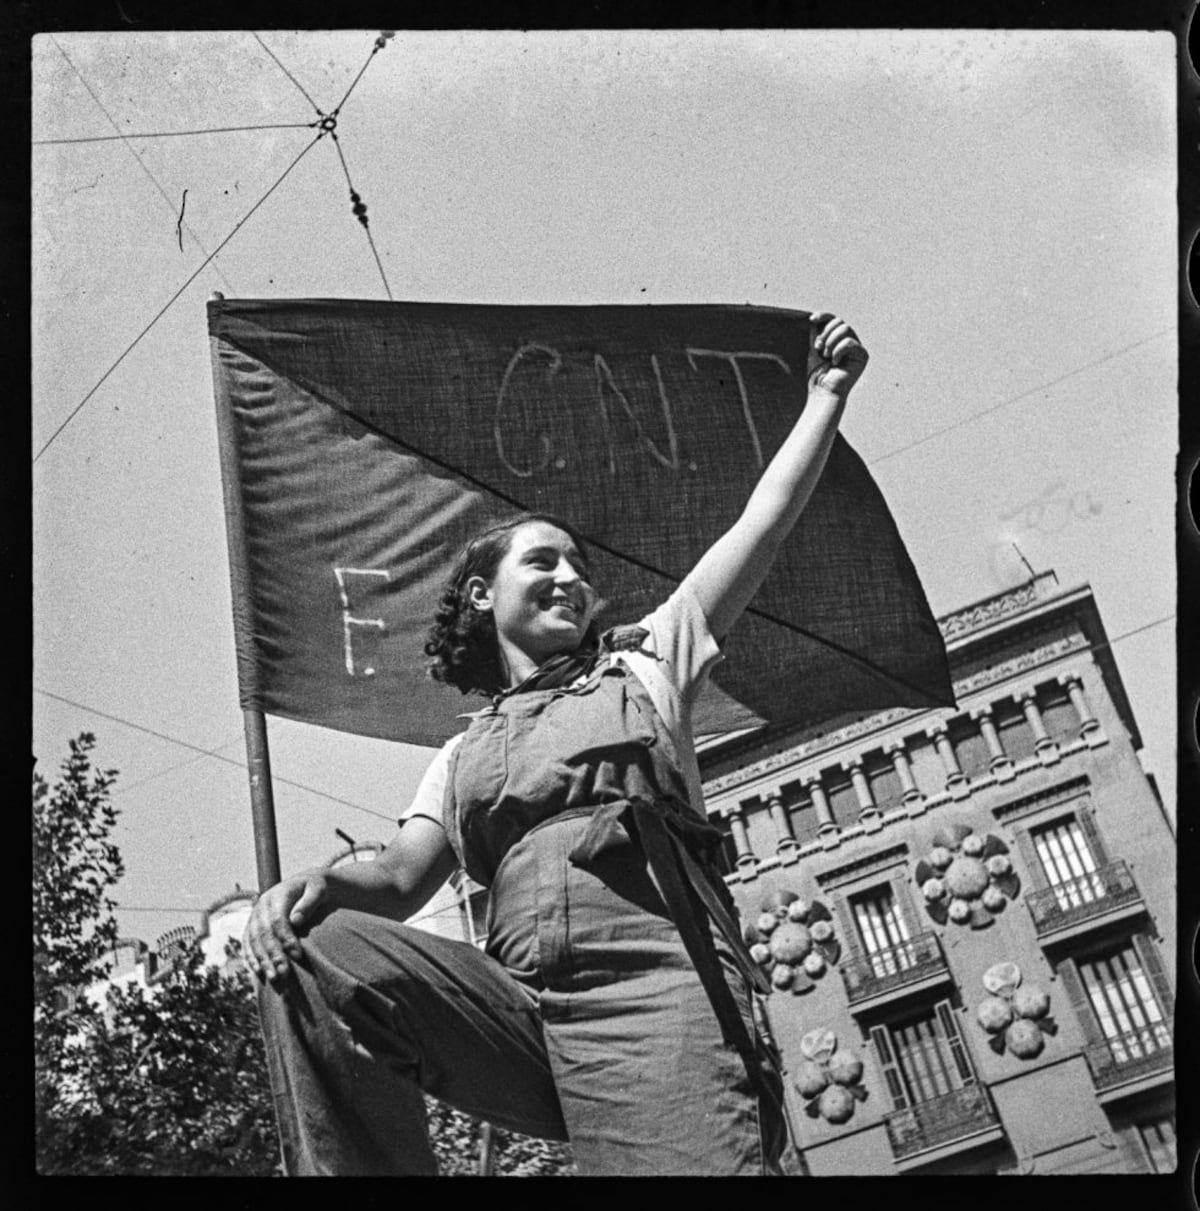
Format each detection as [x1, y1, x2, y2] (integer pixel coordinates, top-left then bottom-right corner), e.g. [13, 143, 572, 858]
[209, 298, 953, 748]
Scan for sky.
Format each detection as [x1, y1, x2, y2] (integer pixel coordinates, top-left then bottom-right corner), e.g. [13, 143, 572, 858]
[31, 29, 1178, 955]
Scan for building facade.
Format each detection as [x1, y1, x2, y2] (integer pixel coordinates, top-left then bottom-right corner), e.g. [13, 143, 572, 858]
[700, 572, 1176, 1176]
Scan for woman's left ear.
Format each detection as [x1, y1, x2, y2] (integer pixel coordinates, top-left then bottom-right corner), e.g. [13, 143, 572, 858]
[464, 575, 493, 613]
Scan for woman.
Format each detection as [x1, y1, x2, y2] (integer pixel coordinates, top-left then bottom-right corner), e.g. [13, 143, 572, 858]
[244, 311, 868, 1176]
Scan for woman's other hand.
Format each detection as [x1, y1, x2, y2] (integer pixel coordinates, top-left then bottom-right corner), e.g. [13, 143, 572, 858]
[807, 311, 869, 400]
[242, 870, 328, 985]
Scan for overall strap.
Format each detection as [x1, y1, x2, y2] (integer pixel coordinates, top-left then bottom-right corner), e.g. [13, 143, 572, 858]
[568, 796, 780, 1106]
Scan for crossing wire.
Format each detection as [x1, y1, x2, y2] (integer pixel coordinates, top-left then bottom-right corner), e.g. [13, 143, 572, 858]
[868, 327, 1174, 467]
[32, 127, 325, 465]
[35, 30, 395, 465]
[48, 36, 237, 297]
[329, 132, 393, 299]
[330, 31, 395, 117]
[34, 687, 398, 825]
[252, 31, 323, 115]
[34, 121, 318, 145]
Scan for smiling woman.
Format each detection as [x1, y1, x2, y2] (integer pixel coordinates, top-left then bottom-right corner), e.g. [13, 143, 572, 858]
[241, 311, 869, 1176]
[425, 514, 602, 696]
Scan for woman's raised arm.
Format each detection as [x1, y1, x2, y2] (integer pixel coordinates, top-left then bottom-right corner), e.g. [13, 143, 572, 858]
[683, 312, 869, 642]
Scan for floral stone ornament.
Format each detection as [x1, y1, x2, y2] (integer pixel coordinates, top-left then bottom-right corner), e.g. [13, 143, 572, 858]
[976, 961, 1058, 1059]
[913, 822, 1020, 929]
[793, 1028, 869, 1125]
[741, 888, 841, 994]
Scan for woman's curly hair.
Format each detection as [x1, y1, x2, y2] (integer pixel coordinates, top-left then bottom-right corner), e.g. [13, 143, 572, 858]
[425, 512, 600, 696]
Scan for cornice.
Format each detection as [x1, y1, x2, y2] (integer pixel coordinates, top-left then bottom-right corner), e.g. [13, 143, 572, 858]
[937, 575, 1052, 640]
[703, 636, 1090, 798]
[815, 842, 911, 889]
[991, 775, 1092, 824]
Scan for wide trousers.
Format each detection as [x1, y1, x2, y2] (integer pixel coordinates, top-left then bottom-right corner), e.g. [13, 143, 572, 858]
[257, 813, 783, 1176]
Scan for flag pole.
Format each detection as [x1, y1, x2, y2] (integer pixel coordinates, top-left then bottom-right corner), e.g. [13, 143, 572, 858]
[242, 708, 282, 889]
[208, 291, 282, 890]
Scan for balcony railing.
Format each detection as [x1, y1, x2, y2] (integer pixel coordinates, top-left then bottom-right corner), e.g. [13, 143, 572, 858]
[841, 931, 949, 1005]
[884, 1083, 1001, 1161]
[1083, 1025, 1174, 1091]
[1025, 859, 1143, 937]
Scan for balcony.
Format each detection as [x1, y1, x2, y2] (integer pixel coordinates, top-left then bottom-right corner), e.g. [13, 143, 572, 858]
[1025, 860, 1145, 944]
[840, 932, 952, 1013]
[1083, 1025, 1174, 1103]
[885, 1083, 1004, 1168]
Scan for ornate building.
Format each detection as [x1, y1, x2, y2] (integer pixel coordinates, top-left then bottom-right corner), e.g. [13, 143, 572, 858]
[700, 571, 1176, 1176]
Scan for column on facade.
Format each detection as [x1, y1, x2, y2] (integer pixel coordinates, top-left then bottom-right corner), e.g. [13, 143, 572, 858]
[1017, 688, 1057, 758]
[927, 721, 969, 798]
[765, 790, 800, 861]
[1059, 672, 1102, 741]
[886, 731, 925, 818]
[723, 803, 757, 873]
[971, 704, 1014, 780]
[805, 774, 838, 841]
[845, 757, 881, 826]
[884, 738, 923, 808]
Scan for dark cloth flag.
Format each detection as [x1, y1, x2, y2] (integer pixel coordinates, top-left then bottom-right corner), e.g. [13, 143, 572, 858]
[208, 298, 953, 749]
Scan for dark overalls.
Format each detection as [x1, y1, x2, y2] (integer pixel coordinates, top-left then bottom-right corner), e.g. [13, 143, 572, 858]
[258, 657, 789, 1175]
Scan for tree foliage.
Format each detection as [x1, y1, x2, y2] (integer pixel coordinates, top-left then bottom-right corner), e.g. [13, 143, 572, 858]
[33, 733, 123, 1014]
[33, 731, 124, 1167]
[39, 941, 281, 1175]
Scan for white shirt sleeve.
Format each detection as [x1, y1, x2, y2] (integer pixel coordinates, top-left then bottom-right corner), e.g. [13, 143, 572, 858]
[398, 732, 464, 827]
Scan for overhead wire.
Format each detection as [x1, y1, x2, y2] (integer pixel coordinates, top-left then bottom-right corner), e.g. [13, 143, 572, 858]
[117, 735, 245, 795]
[34, 687, 398, 825]
[1090, 613, 1174, 653]
[32, 127, 325, 465]
[48, 36, 237, 297]
[868, 327, 1174, 467]
[330, 31, 394, 117]
[35, 30, 396, 465]
[251, 31, 323, 115]
[329, 132, 393, 299]
[33, 121, 318, 145]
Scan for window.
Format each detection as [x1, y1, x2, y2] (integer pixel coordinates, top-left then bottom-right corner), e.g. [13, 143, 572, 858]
[993, 698, 1036, 761]
[864, 754, 902, 812]
[871, 1000, 975, 1110]
[1038, 683, 1078, 743]
[780, 781, 819, 845]
[1077, 943, 1170, 1061]
[851, 885, 913, 979]
[1031, 814, 1104, 907]
[825, 775, 860, 828]
[1136, 1114, 1176, 1173]
[949, 719, 990, 779]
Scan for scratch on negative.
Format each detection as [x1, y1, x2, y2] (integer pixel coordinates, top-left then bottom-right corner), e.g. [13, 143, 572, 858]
[176, 189, 188, 252]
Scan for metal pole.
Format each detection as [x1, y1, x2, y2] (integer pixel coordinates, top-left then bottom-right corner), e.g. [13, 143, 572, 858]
[244, 708, 281, 888]
[208, 290, 283, 891]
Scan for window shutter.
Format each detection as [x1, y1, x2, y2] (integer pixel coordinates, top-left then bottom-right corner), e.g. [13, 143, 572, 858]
[935, 998, 976, 1085]
[1075, 803, 1109, 865]
[833, 892, 861, 958]
[1056, 957, 1104, 1046]
[1131, 933, 1173, 1017]
[891, 867, 918, 934]
[1011, 825, 1046, 890]
[869, 1024, 909, 1110]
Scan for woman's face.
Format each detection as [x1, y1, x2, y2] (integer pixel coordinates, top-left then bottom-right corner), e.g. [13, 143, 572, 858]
[467, 521, 598, 670]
